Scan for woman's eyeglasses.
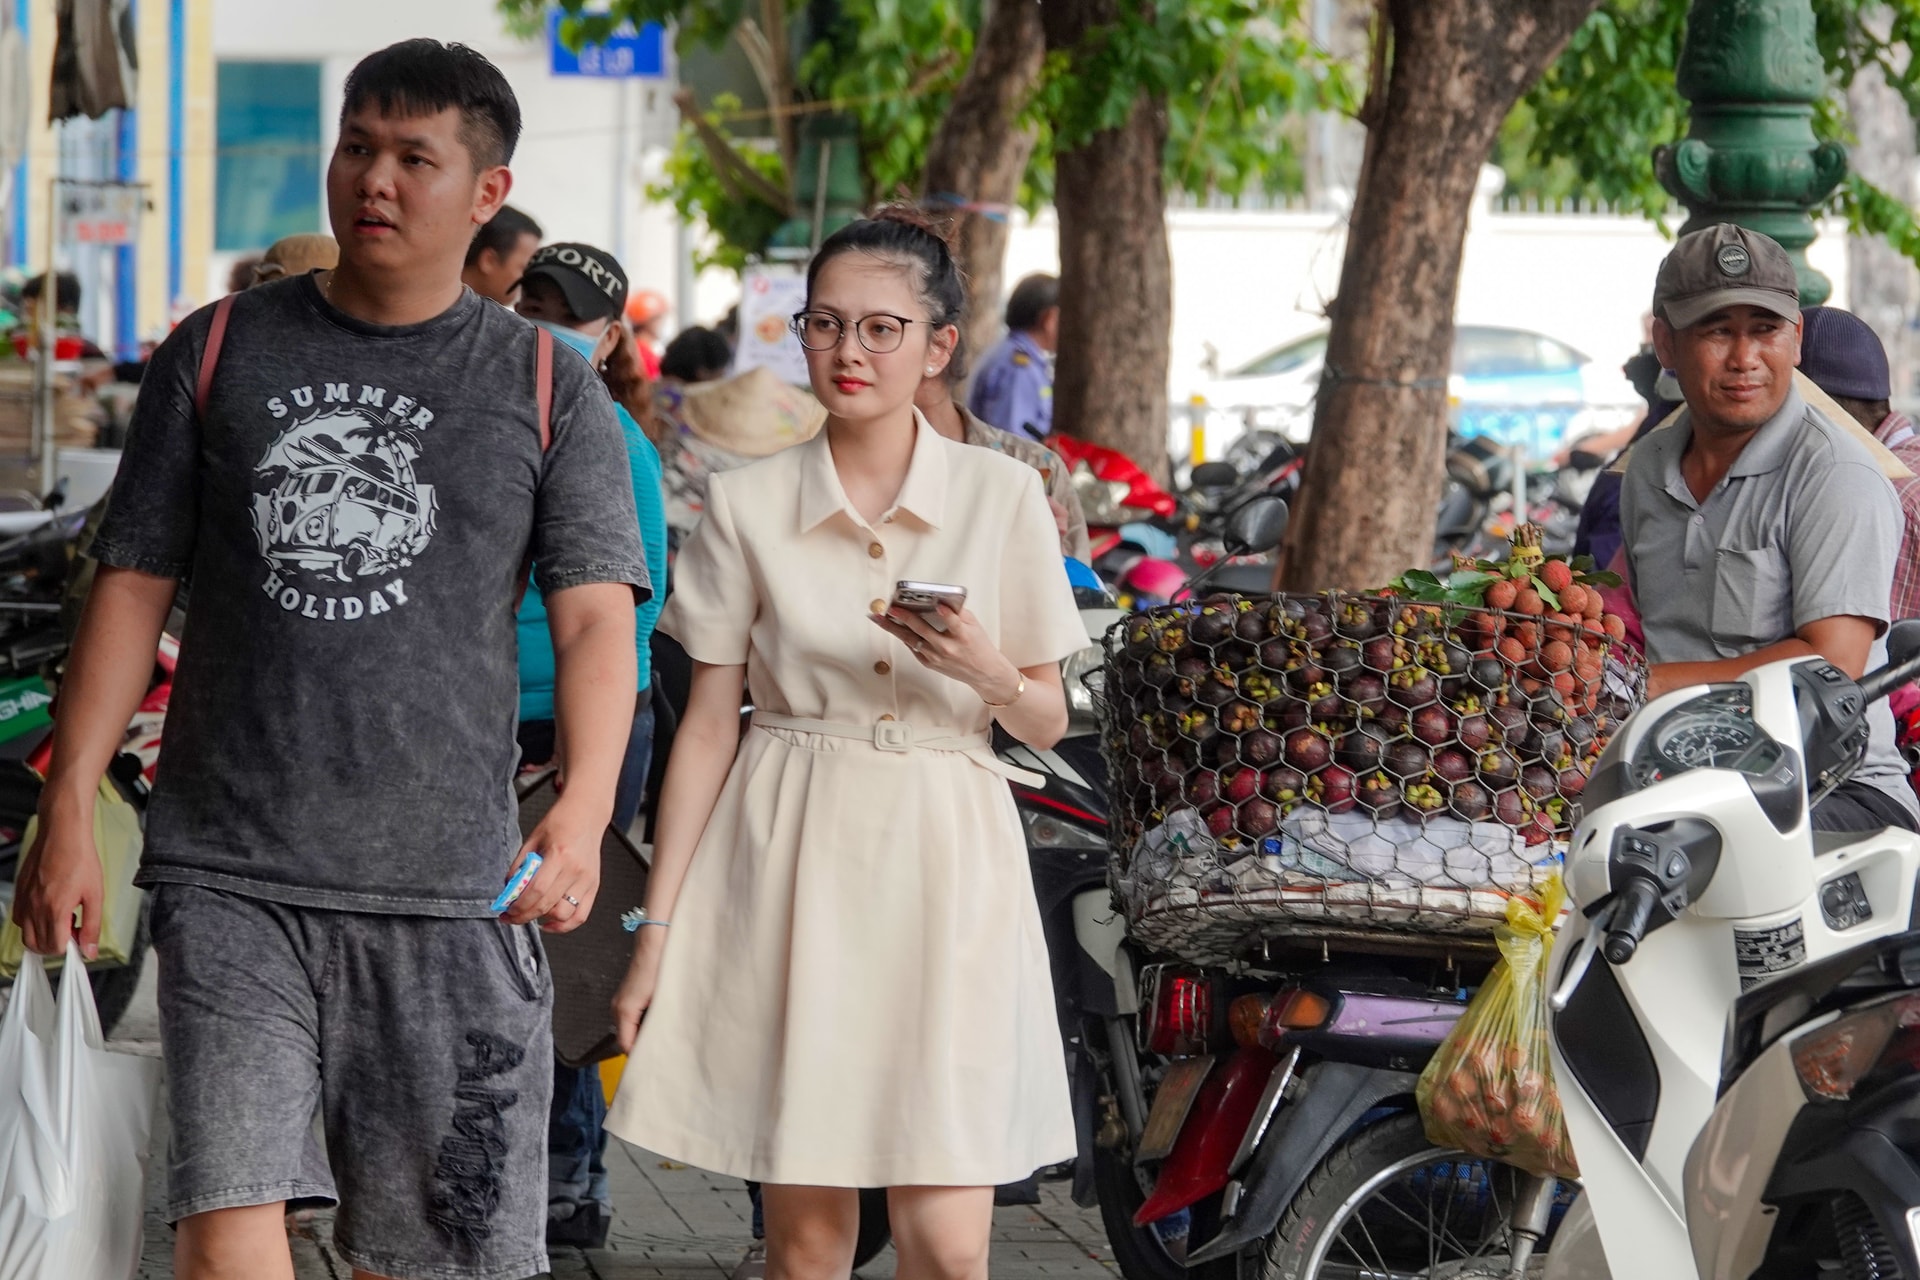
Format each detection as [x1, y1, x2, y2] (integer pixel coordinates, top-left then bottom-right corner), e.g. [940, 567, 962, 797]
[790, 311, 925, 354]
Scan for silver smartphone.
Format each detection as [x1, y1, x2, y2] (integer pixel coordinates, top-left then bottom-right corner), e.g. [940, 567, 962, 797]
[892, 580, 968, 632]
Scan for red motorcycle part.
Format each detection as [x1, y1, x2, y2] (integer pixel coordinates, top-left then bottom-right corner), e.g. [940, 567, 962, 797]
[1050, 434, 1178, 519]
[1133, 1045, 1283, 1226]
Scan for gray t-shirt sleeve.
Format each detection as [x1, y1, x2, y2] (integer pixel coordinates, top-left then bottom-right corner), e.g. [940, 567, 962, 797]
[89, 309, 208, 578]
[529, 353, 652, 602]
[1791, 458, 1898, 633]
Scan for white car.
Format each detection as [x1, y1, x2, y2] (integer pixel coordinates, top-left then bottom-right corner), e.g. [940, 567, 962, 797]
[1179, 325, 1641, 467]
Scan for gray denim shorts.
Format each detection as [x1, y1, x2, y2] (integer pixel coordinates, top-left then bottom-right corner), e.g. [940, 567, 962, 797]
[150, 883, 555, 1280]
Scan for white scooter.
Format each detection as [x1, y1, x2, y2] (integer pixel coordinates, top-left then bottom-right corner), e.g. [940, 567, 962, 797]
[1538, 622, 1920, 1280]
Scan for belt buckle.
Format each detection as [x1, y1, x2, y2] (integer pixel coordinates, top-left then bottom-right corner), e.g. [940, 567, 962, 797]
[874, 720, 913, 752]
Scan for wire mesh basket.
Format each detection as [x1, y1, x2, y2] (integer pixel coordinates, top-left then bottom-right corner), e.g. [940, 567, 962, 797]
[1101, 588, 1645, 966]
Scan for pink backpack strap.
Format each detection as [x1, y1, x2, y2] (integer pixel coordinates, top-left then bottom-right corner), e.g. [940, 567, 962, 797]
[194, 293, 236, 420]
[514, 327, 557, 613]
[534, 325, 553, 451]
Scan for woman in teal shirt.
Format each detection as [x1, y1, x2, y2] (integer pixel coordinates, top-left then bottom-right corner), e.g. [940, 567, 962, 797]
[511, 242, 670, 1251]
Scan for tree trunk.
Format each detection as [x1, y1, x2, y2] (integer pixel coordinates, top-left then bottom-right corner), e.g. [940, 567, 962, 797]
[1846, 9, 1915, 400]
[921, 0, 1046, 367]
[1042, 0, 1174, 479]
[1277, 0, 1600, 591]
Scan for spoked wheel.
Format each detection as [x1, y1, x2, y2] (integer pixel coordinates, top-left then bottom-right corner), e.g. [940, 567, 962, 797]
[1262, 1114, 1570, 1280]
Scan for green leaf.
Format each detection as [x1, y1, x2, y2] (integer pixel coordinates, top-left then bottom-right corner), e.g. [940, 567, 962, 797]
[1570, 555, 1599, 574]
[1578, 570, 1624, 589]
[1445, 569, 1500, 594]
[1401, 569, 1445, 590]
[1530, 578, 1561, 611]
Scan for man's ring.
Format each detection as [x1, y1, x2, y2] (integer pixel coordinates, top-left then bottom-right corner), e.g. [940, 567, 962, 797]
[563, 894, 580, 907]
[913, 642, 927, 655]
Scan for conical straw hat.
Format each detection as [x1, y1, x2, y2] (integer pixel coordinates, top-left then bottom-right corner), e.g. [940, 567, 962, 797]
[678, 366, 826, 458]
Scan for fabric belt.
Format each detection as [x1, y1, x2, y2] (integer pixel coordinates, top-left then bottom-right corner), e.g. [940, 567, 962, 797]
[749, 711, 1045, 787]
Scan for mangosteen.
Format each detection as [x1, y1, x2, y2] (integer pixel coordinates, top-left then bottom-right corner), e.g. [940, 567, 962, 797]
[1270, 701, 1310, 732]
[1221, 701, 1261, 735]
[1527, 684, 1571, 724]
[1306, 682, 1346, 724]
[1489, 703, 1535, 752]
[1177, 709, 1220, 752]
[1173, 654, 1211, 696]
[1127, 720, 1156, 757]
[1204, 804, 1238, 840]
[1185, 769, 1221, 809]
[1469, 657, 1507, 694]
[1403, 782, 1447, 822]
[1493, 786, 1532, 828]
[1196, 670, 1239, 707]
[1412, 704, 1456, 747]
[1388, 669, 1441, 709]
[1566, 717, 1599, 751]
[1238, 796, 1282, 838]
[1450, 780, 1494, 822]
[1376, 703, 1411, 735]
[1558, 763, 1589, 800]
[1356, 772, 1401, 814]
[1384, 738, 1432, 782]
[1222, 765, 1262, 805]
[1190, 607, 1236, 646]
[1143, 756, 1184, 802]
[1457, 713, 1491, 752]
[1239, 671, 1282, 706]
[1532, 725, 1568, 769]
[1520, 764, 1557, 802]
[1479, 747, 1520, 784]
[1314, 765, 1358, 814]
[1262, 766, 1308, 805]
[1284, 727, 1334, 773]
[1322, 640, 1364, 683]
[1523, 812, 1557, 847]
[1236, 606, 1274, 644]
[1240, 729, 1283, 768]
[1346, 672, 1389, 713]
[1338, 721, 1395, 773]
[1296, 610, 1333, 648]
[1155, 619, 1188, 653]
[1334, 597, 1384, 640]
[1431, 747, 1474, 785]
[1141, 652, 1179, 690]
[1258, 638, 1295, 672]
[1362, 636, 1402, 673]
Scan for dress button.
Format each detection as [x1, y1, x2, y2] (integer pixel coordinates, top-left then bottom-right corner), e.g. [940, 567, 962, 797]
[874, 660, 891, 675]
[879, 713, 896, 722]
[868, 542, 885, 559]
[870, 598, 886, 614]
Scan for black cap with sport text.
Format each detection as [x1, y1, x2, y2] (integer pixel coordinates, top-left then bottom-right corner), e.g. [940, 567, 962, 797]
[1652, 223, 1801, 330]
[515, 242, 629, 323]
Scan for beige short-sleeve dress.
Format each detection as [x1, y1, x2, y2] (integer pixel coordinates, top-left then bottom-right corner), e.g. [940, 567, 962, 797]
[604, 413, 1089, 1187]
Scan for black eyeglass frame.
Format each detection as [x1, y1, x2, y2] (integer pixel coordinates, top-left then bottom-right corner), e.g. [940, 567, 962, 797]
[789, 310, 929, 354]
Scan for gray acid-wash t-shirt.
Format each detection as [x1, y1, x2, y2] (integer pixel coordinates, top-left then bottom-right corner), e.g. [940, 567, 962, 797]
[1620, 386, 1917, 816]
[92, 275, 651, 914]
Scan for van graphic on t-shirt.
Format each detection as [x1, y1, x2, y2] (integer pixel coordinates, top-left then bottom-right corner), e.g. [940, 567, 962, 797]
[253, 409, 438, 586]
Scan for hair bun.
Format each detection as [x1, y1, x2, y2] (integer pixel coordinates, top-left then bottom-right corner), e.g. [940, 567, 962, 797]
[868, 203, 957, 253]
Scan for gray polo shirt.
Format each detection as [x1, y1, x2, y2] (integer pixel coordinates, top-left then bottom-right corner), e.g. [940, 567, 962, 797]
[1621, 385, 1916, 814]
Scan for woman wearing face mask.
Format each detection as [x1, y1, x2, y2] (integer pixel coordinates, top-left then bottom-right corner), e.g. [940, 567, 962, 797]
[604, 208, 1084, 1280]
[511, 242, 670, 1250]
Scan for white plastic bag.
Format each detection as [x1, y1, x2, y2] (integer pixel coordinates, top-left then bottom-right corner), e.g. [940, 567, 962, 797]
[0, 941, 161, 1280]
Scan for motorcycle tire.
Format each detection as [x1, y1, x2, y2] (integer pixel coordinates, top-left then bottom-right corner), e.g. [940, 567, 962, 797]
[1092, 1130, 1229, 1280]
[1260, 1112, 1559, 1280]
[853, 1186, 891, 1271]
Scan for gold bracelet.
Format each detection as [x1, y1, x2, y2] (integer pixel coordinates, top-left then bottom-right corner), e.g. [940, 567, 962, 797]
[983, 673, 1026, 709]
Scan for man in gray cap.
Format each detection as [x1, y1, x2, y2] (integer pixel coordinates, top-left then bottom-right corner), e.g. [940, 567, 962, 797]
[1621, 223, 1919, 831]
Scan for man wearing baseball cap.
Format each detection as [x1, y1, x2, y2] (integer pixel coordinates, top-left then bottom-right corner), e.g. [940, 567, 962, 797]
[512, 240, 671, 1250]
[1622, 223, 1919, 831]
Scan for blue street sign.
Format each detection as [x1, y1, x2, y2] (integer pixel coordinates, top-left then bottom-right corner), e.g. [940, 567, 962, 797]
[548, 11, 666, 78]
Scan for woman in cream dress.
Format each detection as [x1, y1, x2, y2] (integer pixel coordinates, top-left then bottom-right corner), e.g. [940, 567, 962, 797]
[606, 209, 1087, 1280]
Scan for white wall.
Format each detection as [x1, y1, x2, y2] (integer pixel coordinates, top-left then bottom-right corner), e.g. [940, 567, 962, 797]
[1000, 203, 1853, 402]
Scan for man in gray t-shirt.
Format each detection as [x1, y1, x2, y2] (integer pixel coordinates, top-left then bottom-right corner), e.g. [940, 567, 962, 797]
[1622, 222, 1918, 830]
[8, 40, 649, 1280]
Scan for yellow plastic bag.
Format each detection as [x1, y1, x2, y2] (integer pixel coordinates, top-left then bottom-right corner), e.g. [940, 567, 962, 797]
[1415, 877, 1579, 1179]
[0, 778, 145, 978]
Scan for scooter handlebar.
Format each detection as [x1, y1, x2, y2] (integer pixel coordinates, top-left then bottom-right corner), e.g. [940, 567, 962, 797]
[1603, 877, 1662, 965]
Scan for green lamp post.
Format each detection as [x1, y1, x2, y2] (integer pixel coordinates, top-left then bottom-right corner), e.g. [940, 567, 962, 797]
[1655, 0, 1849, 305]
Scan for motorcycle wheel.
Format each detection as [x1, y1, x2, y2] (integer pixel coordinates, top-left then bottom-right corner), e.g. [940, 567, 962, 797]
[1260, 1113, 1566, 1280]
[853, 1186, 891, 1271]
[1093, 1133, 1222, 1280]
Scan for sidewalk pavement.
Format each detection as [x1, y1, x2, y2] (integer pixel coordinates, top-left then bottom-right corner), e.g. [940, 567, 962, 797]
[113, 958, 1120, 1280]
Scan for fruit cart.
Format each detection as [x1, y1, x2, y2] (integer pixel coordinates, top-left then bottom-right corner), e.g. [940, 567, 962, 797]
[1100, 531, 1646, 968]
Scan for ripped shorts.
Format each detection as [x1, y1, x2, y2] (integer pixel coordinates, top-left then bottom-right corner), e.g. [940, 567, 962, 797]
[150, 883, 554, 1280]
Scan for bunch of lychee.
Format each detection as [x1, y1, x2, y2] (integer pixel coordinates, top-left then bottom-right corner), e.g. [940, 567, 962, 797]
[1111, 576, 1636, 858]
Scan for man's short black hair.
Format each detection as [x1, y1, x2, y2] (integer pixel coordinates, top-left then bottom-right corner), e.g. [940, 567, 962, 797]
[661, 327, 734, 382]
[466, 205, 543, 268]
[1004, 273, 1060, 332]
[21, 271, 81, 312]
[340, 39, 522, 171]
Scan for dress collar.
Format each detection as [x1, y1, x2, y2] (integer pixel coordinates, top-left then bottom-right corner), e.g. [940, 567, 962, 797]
[797, 408, 949, 533]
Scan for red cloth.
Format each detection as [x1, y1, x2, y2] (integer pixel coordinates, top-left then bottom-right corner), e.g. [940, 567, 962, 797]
[1047, 434, 1178, 519]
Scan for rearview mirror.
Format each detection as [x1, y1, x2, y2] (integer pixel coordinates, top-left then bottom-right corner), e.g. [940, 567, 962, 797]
[1888, 618, 1920, 670]
[1189, 461, 1240, 490]
[1224, 496, 1289, 557]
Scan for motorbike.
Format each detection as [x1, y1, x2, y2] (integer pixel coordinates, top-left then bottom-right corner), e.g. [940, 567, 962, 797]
[1542, 621, 1920, 1280]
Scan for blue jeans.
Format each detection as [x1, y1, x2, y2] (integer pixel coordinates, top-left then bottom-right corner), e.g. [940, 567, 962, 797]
[517, 694, 655, 833]
[549, 1061, 610, 1217]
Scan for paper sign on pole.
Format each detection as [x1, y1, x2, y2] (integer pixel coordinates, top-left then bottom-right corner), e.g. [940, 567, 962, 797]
[54, 180, 144, 246]
[733, 267, 810, 386]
